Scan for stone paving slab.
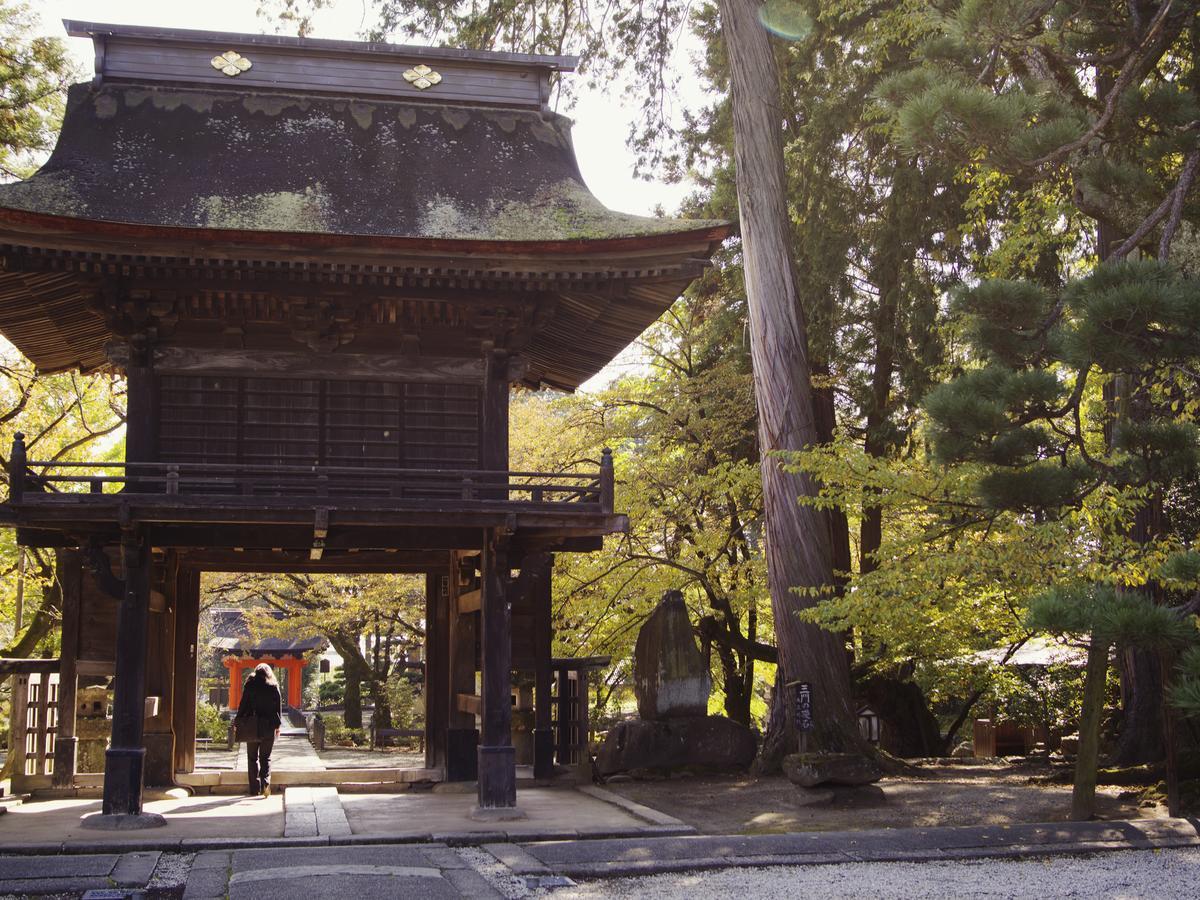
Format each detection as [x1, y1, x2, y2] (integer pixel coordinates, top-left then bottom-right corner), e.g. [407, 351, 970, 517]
[0, 854, 118, 879]
[0, 851, 157, 896]
[517, 816, 1200, 877]
[181, 841, 502, 900]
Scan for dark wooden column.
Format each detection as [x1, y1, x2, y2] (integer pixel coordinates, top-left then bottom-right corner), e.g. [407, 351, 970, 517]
[124, 354, 159, 466]
[172, 567, 201, 775]
[143, 553, 177, 786]
[523, 552, 555, 780]
[425, 567, 450, 771]
[477, 529, 516, 809]
[481, 348, 510, 471]
[446, 551, 478, 781]
[101, 530, 153, 816]
[52, 550, 83, 788]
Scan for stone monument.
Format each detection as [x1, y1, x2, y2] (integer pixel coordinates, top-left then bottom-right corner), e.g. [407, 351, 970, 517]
[596, 590, 756, 775]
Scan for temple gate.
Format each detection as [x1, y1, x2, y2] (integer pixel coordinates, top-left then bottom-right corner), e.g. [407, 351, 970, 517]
[0, 20, 726, 822]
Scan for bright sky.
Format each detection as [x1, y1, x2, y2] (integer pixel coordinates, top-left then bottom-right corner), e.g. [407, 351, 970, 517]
[30, 0, 700, 219]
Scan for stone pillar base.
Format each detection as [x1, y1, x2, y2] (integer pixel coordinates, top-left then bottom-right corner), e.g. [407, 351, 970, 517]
[81, 811, 167, 830]
[102, 746, 146, 816]
[477, 744, 516, 808]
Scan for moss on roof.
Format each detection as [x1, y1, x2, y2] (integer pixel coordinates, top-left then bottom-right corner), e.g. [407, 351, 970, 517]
[0, 83, 722, 242]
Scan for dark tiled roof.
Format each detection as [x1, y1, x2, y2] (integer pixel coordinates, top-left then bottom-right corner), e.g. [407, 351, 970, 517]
[208, 608, 324, 655]
[0, 83, 720, 243]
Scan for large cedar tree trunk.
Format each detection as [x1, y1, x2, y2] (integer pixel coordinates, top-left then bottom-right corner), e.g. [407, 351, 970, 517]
[718, 0, 865, 767]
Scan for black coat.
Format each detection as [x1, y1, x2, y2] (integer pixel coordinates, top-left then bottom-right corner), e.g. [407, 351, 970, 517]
[237, 676, 283, 739]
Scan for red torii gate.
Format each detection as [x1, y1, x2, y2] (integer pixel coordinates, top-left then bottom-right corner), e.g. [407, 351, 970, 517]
[225, 654, 308, 710]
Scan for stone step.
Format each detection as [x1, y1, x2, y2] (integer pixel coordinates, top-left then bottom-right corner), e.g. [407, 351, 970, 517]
[284, 785, 351, 837]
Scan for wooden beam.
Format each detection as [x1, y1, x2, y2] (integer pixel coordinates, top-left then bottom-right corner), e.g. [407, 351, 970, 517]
[0, 657, 60, 676]
[151, 345, 485, 384]
[177, 548, 451, 572]
[456, 588, 481, 614]
[456, 693, 482, 716]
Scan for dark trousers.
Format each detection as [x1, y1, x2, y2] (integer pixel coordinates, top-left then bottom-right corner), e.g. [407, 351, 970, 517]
[246, 731, 276, 792]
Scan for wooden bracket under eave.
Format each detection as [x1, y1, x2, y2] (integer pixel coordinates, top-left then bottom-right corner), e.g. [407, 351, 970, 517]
[311, 507, 329, 561]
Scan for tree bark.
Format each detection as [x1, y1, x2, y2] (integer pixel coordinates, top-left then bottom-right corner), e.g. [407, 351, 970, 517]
[718, 0, 864, 764]
[1112, 647, 1164, 764]
[329, 633, 367, 730]
[1072, 637, 1110, 821]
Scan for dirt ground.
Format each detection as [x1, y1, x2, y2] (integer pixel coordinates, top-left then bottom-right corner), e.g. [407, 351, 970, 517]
[316, 746, 425, 768]
[603, 761, 1162, 834]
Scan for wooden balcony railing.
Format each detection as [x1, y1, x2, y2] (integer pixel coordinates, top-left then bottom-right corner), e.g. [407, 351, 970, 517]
[6, 433, 615, 514]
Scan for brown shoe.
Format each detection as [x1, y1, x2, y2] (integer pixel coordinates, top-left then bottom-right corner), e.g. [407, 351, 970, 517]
[262, 785, 271, 798]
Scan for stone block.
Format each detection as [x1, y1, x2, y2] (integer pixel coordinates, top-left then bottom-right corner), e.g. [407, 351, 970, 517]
[781, 752, 883, 787]
[633, 591, 711, 719]
[596, 715, 756, 775]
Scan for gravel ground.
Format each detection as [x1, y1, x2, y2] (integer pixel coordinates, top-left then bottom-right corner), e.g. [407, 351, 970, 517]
[148, 851, 194, 894]
[461, 846, 536, 898]
[552, 848, 1200, 899]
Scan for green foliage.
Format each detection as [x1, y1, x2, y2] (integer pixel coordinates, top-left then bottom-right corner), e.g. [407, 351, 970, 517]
[1, 347, 123, 658]
[317, 678, 344, 705]
[322, 715, 366, 747]
[1028, 585, 1198, 650]
[1170, 646, 1200, 717]
[195, 701, 228, 743]
[0, 2, 76, 178]
[510, 285, 774, 727]
[385, 674, 422, 732]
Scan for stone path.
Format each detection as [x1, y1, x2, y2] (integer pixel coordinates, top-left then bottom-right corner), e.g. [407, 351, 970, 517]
[0, 850, 159, 895]
[183, 843, 500, 899]
[285, 786, 352, 837]
[196, 733, 325, 773]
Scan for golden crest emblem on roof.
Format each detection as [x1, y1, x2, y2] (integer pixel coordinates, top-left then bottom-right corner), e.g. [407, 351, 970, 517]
[211, 50, 253, 77]
[402, 64, 442, 90]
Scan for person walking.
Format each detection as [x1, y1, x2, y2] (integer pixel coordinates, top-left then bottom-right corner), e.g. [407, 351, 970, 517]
[235, 662, 283, 798]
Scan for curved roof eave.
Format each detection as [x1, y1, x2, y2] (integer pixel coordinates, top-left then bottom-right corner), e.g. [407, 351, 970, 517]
[0, 206, 731, 265]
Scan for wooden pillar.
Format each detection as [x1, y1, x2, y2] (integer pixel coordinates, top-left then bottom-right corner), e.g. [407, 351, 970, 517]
[286, 659, 304, 709]
[576, 667, 592, 780]
[52, 550, 83, 788]
[523, 552, 555, 780]
[143, 552, 177, 786]
[124, 360, 159, 465]
[101, 530, 152, 816]
[226, 658, 243, 711]
[480, 348, 508, 482]
[446, 552, 478, 781]
[172, 568, 200, 774]
[477, 529, 516, 809]
[425, 567, 449, 770]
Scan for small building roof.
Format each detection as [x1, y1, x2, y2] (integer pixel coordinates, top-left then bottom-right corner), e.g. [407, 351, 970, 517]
[208, 607, 324, 657]
[960, 636, 1088, 668]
